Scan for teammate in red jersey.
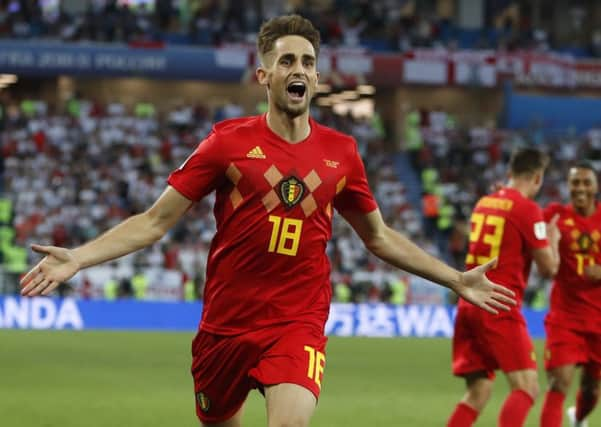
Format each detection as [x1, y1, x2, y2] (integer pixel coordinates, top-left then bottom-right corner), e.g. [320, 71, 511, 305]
[540, 162, 601, 427]
[447, 148, 560, 427]
[20, 15, 516, 427]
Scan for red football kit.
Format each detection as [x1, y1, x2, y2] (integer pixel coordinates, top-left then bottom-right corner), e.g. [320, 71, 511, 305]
[543, 202, 601, 375]
[453, 188, 550, 378]
[168, 115, 377, 423]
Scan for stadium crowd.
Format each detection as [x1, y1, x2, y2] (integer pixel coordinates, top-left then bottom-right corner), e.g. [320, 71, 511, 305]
[1, 0, 600, 57]
[0, 94, 421, 303]
[2, 92, 600, 306]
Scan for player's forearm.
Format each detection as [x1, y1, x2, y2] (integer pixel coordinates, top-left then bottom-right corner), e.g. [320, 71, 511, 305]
[72, 212, 165, 269]
[365, 226, 462, 291]
[550, 241, 560, 276]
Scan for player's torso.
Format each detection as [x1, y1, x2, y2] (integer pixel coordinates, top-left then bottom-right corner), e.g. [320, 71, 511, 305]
[208, 121, 349, 277]
[550, 203, 601, 328]
[464, 190, 539, 302]
[555, 204, 601, 283]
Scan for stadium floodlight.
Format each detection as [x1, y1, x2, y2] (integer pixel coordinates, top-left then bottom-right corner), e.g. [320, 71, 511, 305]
[0, 74, 18, 84]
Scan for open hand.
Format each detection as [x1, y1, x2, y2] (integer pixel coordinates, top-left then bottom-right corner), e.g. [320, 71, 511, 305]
[20, 244, 81, 296]
[457, 258, 517, 314]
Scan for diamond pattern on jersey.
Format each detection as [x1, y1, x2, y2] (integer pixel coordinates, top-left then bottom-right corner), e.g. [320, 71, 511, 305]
[301, 194, 318, 216]
[261, 165, 324, 217]
[304, 170, 322, 192]
[264, 165, 283, 186]
[226, 163, 243, 209]
[262, 190, 280, 213]
[336, 176, 346, 194]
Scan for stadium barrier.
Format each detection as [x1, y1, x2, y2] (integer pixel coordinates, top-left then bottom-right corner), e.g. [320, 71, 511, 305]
[0, 297, 547, 338]
[3, 40, 601, 89]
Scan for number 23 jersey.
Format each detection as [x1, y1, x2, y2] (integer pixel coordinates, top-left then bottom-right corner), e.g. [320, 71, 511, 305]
[463, 187, 549, 306]
[168, 115, 377, 335]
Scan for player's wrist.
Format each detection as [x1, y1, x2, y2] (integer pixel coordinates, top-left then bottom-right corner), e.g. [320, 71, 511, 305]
[70, 248, 84, 271]
[448, 270, 463, 293]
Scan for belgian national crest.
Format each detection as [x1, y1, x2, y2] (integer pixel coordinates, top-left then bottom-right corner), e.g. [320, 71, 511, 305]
[578, 233, 593, 252]
[279, 176, 305, 208]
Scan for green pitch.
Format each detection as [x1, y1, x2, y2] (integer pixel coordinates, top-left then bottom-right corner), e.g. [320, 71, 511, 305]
[1, 330, 598, 426]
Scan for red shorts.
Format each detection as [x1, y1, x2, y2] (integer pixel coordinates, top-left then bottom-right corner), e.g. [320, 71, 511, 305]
[544, 321, 601, 378]
[452, 307, 537, 379]
[190, 322, 327, 424]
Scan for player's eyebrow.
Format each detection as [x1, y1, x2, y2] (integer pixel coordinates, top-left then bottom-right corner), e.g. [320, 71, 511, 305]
[279, 52, 316, 62]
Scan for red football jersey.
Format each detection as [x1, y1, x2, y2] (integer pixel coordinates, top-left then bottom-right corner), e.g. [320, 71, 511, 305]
[168, 115, 377, 335]
[462, 187, 549, 306]
[544, 202, 601, 333]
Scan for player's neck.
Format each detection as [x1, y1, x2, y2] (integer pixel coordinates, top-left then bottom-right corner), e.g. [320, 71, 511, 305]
[574, 203, 595, 217]
[506, 179, 534, 199]
[266, 109, 311, 144]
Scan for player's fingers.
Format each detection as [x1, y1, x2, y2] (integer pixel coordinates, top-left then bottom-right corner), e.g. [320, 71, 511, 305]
[479, 302, 498, 315]
[491, 291, 517, 306]
[492, 285, 516, 300]
[41, 281, 60, 296]
[549, 213, 560, 226]
[491, 283, 515, 298]
[20, 262, 43, 287]
[27, 277, 53, 297]
[31, 244, 52, 255]
[20, 270, 45, 295]
[487, 298, 511, 312]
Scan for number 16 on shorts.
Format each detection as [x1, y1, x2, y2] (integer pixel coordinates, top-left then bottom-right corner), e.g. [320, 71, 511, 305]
[304, 345, 325, 388]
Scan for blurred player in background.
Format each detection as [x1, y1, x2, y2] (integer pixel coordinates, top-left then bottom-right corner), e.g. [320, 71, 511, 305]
[540, 162, 601, 427]
[447, 148, 560, 427]
[19, 15, 516, 427]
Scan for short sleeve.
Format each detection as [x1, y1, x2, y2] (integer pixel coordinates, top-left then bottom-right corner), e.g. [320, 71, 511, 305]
[333, 139, 378, 214]
[543, 202, 562, 222]
[167, 130, 225, 202]
[518, 201, 549, 250]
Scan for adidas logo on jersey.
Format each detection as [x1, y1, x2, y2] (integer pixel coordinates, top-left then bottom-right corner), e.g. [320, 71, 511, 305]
[246, 146, 266, 159]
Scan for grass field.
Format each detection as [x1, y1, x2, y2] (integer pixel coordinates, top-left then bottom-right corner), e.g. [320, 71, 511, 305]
[1, 330, 598, 426]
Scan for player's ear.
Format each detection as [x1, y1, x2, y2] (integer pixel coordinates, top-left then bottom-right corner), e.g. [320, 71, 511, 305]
[256, 67, 267, 86]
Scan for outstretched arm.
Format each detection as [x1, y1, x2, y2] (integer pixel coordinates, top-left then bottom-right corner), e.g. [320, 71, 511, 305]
[341, 208, 516, 314]
[20, 186, 192, 296]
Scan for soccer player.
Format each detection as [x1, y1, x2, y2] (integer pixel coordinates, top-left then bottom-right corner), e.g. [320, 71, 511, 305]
[447, 148, 560, 427]
[540, 162, 601, 427]
[20, 15, 516, 427]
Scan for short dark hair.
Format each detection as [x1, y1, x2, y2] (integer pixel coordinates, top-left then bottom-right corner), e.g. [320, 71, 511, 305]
[509, 147, 550, 176]
[570, 160, 597, 173]
[257, 15, 321, 62]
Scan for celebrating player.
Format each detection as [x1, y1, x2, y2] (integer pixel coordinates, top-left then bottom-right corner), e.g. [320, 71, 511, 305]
[447, 148, 560, 427]
[20, 15, 516, 427]
[540, 162, 601, 427]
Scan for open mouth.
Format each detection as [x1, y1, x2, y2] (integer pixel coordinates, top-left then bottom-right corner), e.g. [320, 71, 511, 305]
[287, 82, 306, 101]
